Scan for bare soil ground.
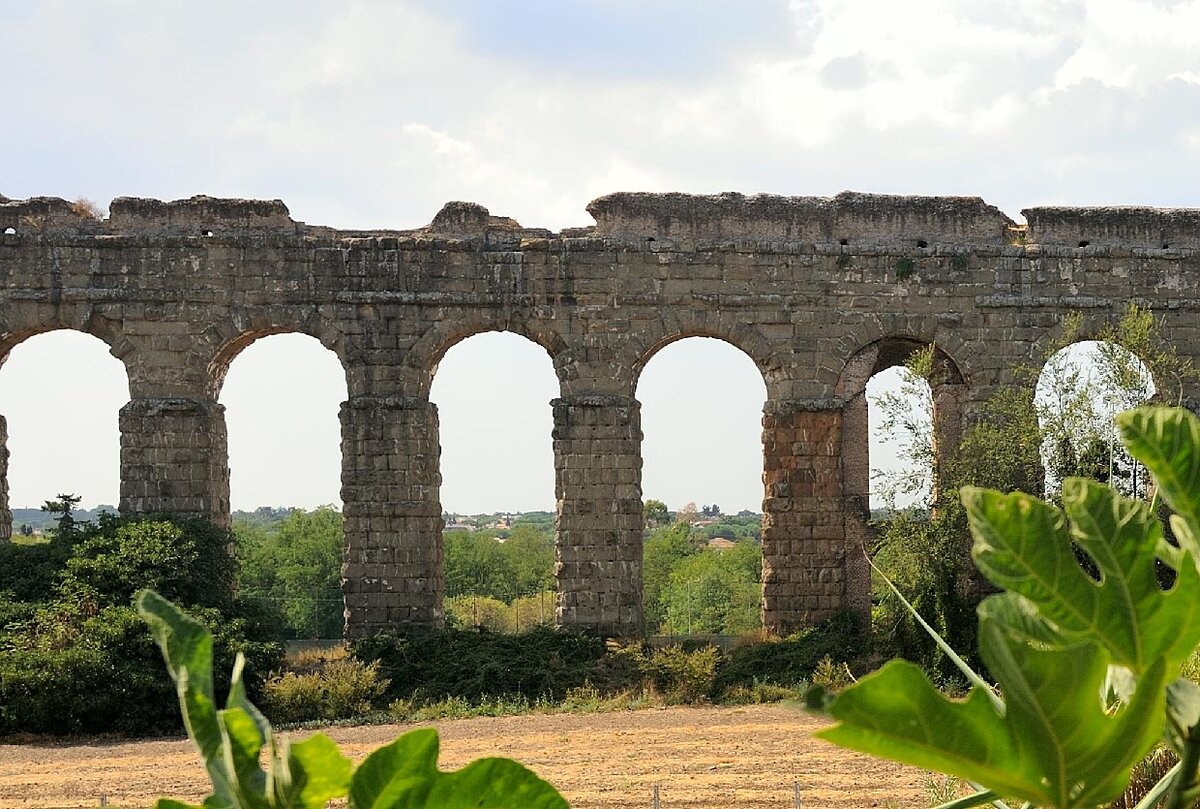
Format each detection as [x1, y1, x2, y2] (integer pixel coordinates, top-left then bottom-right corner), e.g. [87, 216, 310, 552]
[0, 704, 929, 809]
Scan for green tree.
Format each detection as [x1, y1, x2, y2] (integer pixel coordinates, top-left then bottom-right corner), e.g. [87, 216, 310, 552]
[642, 522, 701, 632]
[499, 523, 554, 596]
[237, 506, 343, 638]
[662, 539, 761, 635]
[443, 530, 515, 600]
[643, 498, 669, 529]
[41, 493, 82, 539]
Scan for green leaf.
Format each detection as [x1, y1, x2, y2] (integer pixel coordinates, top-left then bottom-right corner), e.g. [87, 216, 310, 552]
[280, 734, 354, 809]
[1118, 407, 1200, 532]
[216, 707, 270, 809]
[1167, 678, 1200, 755]
[818, 605, 1168, 808]
[136, 590, 221, 763]
[963, 483, 1200, 673]
[348, 727, 568, 809]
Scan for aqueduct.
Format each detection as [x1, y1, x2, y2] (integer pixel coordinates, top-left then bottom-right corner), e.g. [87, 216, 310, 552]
[2, 190, 1199, 637]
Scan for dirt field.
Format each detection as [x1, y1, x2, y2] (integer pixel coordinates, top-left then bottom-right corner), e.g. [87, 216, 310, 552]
[0, 704, 931, 809]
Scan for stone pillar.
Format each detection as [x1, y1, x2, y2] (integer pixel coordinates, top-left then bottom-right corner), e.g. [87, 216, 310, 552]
[552, 394, 644, 636]
[932, 382, 967, 501]
[340, 396, 443, 639]
[838, 394, 873, 617]
[761, 401, 860, 636]
[119, 398, 230, 526]
[0, 414, 10, 542]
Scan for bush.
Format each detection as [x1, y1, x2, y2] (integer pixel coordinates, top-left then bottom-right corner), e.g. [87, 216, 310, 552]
[0, 515, 280, 737]
[0, 533, 74, 602]
[354, 625, 610, 704]
[647, 645, 719, 704]
[713, 610, 867, 695]
[261, 658, 388, 724]
[0, 603, 281, 736]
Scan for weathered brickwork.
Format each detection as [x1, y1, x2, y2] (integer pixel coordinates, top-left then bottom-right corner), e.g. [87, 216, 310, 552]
[3, 190, 1200, 636]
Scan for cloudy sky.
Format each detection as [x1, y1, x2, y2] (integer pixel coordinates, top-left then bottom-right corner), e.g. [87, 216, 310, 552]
[1, 0, 1198, 513]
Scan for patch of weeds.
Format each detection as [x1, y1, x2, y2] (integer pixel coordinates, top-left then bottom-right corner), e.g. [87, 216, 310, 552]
[949, 254, 969, 272]
[810, 655, 855, 692]
[836, 253, 853, 270]
[894, 257, 916, 281]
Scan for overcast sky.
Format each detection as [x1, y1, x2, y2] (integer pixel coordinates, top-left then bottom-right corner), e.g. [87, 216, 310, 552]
[1, 0, 1198, 513]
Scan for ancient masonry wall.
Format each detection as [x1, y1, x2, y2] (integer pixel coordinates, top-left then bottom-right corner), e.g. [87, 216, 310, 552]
[3, 191, 1200, 636]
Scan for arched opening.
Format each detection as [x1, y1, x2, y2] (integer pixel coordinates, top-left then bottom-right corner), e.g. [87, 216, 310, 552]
[1035, 340, 1156, 500]
[841, 338, 963, 516]
[0, 330, 128, 537]
[218, 332, 347, 640]
[867, 365, 935, 513]
[636, 336, 767, 635]
[429, 331, 558, 632]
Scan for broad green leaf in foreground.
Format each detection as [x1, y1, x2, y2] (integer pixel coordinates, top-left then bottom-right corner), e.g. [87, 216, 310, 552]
[963, 482, 1200, 674]
[349, 727, 568, 809]
[1118, 407, 1200, 532]
[818, 603, 1167, 808]
[138, 590, 567, 809]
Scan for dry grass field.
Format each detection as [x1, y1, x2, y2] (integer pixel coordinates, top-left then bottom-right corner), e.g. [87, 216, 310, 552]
[0, 703, 931, 809]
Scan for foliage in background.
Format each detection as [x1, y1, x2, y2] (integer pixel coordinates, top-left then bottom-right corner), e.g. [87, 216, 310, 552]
[137, 590, 567, 809]
[236, 506, 343, 639]
[869, 303, 1188, 676]
[815, 407, 1200, 809]
[0, 513, 281, 736]
[261, 658, 389, 724]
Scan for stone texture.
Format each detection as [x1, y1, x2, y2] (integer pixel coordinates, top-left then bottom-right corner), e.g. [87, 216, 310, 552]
[340, 396, 444, 638]
[552, 395, 644, 636]
[2, 189, 1199, 636]
[118, 398, 230, 527]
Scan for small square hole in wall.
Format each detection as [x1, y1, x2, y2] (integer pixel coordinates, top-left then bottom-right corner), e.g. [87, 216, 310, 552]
[1078, 240, 1090, 248]
[916, 240, 928, 249]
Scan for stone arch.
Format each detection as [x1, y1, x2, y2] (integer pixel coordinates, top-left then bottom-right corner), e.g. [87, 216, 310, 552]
[410, 313, 568, 400]
[631, 312, 783, 399]
[0, 325, 132, 539]
[202, 308, 348, 399]
[0, 307, 128, 371]
[835, 335, 965, 401]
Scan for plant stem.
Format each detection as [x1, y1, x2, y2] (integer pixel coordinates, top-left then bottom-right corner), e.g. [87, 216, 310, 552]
[1165, 738, 1200, 809]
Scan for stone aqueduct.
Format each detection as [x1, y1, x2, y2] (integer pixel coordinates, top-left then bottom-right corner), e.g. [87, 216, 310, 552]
[2, 190, 1199, 638]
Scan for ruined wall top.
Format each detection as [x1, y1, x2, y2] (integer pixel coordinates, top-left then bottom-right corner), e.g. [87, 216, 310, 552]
[586, 191, 1018, 248]
[3, 191, 1200, 253]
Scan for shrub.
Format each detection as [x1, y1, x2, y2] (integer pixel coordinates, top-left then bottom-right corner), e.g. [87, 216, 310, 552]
[444, 594, 515, 633]
[713, 609, 867, 695]
[0, 515, 279, 737]
[261, 658, 388, 724]
[354, 625, 609, 704]
[0, 535, 74, 602]
[648, 645, 719, 704]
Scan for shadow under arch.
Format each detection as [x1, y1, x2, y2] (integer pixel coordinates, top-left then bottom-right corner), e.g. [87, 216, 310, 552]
[0, 328, 131, 538]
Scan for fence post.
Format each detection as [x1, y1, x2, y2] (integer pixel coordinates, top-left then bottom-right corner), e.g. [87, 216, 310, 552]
[652, 783, 660, 809]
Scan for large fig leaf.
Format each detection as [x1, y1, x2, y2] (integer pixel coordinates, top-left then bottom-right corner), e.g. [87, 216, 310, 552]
[136, 590, 353, 809]
[962, 483, 1200, 674]
[818, 600, 1167, 808]
[349, 727, 568, 809]
[1118, 407, 1200, 531]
